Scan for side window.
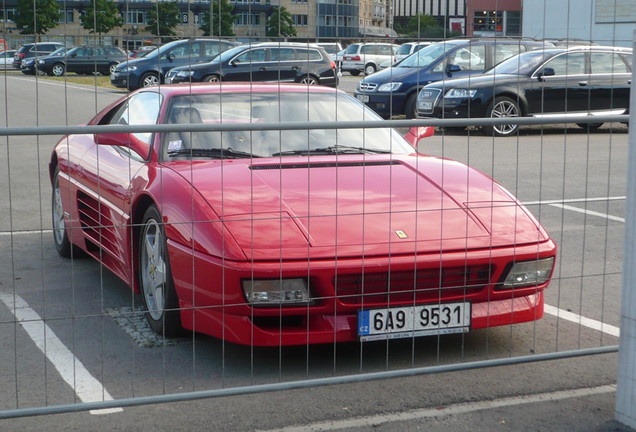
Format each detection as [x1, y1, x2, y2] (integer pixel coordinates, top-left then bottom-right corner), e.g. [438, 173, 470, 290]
[544, 53, 586, 75]
[378, 45, 392, 56]
[448, 45, 486, 71]
[169, 42, 201, 60]
[109, 92, 162, 149]
[203, 42, 223, 58]
[360, 45, 374, 55]
[277, 48, 296, 61]
[591, 53, 629, 74]
[235, 48, 266, 63]
[494, 44, 522, 65]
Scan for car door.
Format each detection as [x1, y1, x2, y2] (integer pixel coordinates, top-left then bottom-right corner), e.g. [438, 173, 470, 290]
[67, 46, 90, 74]
[527, 52, 589, 115]
[160, 41, 204, 76]
[587, 51, 632, 114]
[270, 47, 301, 82]
[78, 91, 160, 278]
[224, 48, 270, 81]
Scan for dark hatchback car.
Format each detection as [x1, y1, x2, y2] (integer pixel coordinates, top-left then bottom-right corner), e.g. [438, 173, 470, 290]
[35, 45, 128, 76]
[13, 42, 65, 70]
[111, 38, 240, 90]
[164, 42, 338, 87]
[416, 45, 633, 136]
[354, 39, 552, 118]
[20, 46, 70, 74]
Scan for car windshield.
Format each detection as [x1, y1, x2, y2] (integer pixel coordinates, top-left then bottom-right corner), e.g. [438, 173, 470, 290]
[486, 50, 559, 75]
[398, 41, 461, 68]
[396, 44, 413, 55]
[213, 45, 249, 63]
[162, 92, 414, 159]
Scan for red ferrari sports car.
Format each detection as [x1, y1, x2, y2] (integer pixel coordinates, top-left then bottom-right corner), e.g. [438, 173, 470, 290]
[50, 83, 556, 346]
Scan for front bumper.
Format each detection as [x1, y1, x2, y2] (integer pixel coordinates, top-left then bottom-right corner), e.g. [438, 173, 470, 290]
[110, 72, 138, 89]
[354, 91, 408, 117]
[167, 238, 556, 346]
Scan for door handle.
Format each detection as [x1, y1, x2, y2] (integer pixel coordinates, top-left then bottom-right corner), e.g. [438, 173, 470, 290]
[258, 67, 267, 71]
[578, 81, 589, 86]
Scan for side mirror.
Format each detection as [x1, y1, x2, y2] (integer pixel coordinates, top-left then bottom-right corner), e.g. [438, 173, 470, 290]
[445, 64, 461, 74]
[94, 133, 149, 159]
[537, 67, 555, 81]
[403, 126, 435, 148]
[168, 53, 176, 62]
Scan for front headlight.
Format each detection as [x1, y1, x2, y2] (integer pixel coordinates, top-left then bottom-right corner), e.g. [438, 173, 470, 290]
[176, 70, 195, 78]
[501, 258, 554, 289]
[242, 278, 311, 305]
[377, 82, 403, 92]
[444, 88, 477, 98]
[36, 59, 44, 65]
[119, 65, 137, 73]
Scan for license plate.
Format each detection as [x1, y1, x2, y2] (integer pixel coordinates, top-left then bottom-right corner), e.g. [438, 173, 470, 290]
[417, 101, 433, 111]
[358, 302, 471, 341]
[356, 94, 369, 103]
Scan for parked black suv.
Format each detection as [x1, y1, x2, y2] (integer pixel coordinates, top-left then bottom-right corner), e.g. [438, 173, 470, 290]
[416, 45, 633, 136]
[35, 45, 128, 76]
[165, 42, 338, 87]
[13, 42, 65, 70]
[110, 38, 240, 90]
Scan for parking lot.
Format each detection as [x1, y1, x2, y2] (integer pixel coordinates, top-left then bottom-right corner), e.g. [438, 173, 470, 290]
[0, 71, 630, 430]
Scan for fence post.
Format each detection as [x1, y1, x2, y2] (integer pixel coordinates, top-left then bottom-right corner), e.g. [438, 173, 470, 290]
[615, 30, 636, 428]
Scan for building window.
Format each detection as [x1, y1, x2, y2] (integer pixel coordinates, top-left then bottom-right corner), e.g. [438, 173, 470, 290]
[473, 10, 502, 35]
[125, 10, 146, 25]
[234, 12, 260, 26]
[505, 11, 521, 36]
[59, 9, 73, 24]
[1, 8, 16, 22]
[292, 0, 308, 3]
[292, 14, 308, 26]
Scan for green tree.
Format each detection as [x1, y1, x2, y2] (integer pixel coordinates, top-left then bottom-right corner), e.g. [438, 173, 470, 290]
[14, 0, 60, 35]
[266, 7, 296, 38]
[146, 1, 180, 37]
[80, 0, 123, 35]
[398, 14, 460, 39]
[199, 0, 235, 37]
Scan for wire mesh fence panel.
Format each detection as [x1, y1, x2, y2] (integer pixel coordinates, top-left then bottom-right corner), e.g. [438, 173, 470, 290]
[0, 7, 632, 427]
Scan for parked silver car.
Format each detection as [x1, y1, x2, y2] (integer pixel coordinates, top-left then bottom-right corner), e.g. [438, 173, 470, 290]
[340, 42, 399, 76]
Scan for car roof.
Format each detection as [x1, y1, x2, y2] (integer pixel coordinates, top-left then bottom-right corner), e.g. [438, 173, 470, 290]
[139, 82, 340, 99]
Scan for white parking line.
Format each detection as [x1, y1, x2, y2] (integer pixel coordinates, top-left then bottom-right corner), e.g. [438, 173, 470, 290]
[0, 293, 122, 415]
[544, 304, 620, 337]
[256, 384, 616, 432]
[548, 203, 625, 223]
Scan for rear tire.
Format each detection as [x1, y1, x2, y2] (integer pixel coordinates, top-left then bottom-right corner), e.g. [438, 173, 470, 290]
[364, 63, 377, 75]
[349, 70, 360, 76]
[299, 75, 319, 85]
[52, 168, 72, 258]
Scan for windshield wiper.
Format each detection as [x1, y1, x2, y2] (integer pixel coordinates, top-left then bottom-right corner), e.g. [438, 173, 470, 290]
[272, 145, 391, 157]
[168, 148, 260, 159]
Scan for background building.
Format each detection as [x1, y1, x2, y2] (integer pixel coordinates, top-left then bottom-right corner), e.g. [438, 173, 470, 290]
[522, 0, 635, 47]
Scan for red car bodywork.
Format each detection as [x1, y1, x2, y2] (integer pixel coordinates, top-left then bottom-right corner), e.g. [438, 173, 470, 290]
[50, 83, 556, 346]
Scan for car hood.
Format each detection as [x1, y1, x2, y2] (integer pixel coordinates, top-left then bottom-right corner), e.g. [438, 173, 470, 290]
[362, 66, 427, 85]
[424, 73, 527, 90]
[169, 155, 548, 260]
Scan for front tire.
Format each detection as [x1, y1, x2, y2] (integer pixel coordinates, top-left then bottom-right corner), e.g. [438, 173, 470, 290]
[107, 63, 118, 75]
[139, 205, 182, 336]
[204, 74, 221, 83]
[577, 122, 603, 130]
[141, 72, 160, 87]
[483, 96, 521, 137]
[51, 63, 65, 77]
[404, 93, 417, 119]
[52, 168, 72, 257]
